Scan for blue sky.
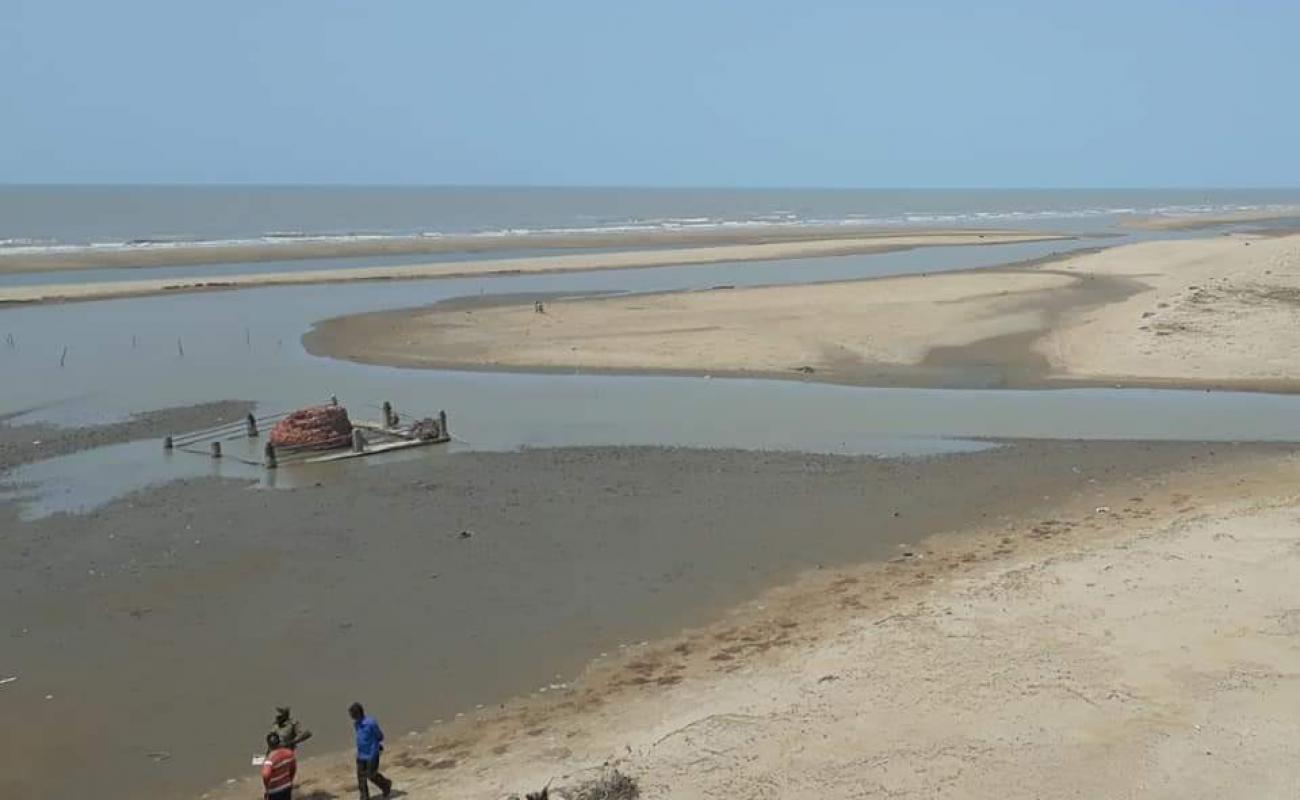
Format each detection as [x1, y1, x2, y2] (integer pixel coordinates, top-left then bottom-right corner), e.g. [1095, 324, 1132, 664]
[3, 1, 1297, 187]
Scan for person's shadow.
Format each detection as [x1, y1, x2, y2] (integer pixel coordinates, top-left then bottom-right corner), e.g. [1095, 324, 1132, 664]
[299, 792, 407, 800]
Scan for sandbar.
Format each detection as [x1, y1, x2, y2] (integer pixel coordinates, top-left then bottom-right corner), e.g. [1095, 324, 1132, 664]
[0, 226, 1056, 274]
[0, 230, 1064, 304]
[307, 232, 1300, 391]
[1125, 207, 1300, 230]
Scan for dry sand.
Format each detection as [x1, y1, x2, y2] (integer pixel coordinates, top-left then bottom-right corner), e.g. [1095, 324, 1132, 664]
[308, 232, 1300, 391]
[202, 448, 1300, 800]
[0, 231, 1062, 304]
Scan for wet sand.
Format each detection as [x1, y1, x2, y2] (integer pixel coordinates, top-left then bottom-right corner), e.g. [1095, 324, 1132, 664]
[306, 232, 1300, 391]
[0, 231, 1065, 304]
[203, 445, 1300, 800]
[0, 407, 1271, 800]
[0, 226, 1058, 274]
[0, 400, 252, 471]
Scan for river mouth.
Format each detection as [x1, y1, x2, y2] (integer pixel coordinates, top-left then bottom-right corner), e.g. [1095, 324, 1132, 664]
[5, 227, 1300, 800]
[4, 229, 1300, 518]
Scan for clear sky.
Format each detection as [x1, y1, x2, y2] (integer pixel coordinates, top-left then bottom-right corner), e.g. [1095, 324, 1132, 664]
[3, 0, 1297, 187]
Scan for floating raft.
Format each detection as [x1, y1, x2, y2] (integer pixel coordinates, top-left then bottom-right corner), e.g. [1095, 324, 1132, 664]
[163, 399, 450, 469]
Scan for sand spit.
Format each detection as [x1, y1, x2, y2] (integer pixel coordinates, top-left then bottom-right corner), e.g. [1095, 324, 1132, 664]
[308, 232, 1300, 391]
[1125, 207, 1300, 230]
[0, 231, 1064, 304]
[202, 448, 1300, 800]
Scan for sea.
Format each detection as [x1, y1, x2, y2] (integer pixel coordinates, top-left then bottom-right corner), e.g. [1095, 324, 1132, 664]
[3, 186, 1300, 253]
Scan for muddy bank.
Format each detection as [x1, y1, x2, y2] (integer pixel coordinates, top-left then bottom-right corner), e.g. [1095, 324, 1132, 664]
[2, 437, 1289, 800]
[217, 446, 1300, 800]
[0, 400, 253, 472]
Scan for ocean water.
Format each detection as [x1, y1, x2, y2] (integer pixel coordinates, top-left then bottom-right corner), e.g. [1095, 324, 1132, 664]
[3, 186, 1300, 252]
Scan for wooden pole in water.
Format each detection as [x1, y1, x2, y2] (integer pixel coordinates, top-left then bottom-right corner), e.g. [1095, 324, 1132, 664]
[352, 429, 366, 453]
[210, 441, 222, 459]
[245, 413, 258, 438]
[382, 401, 394, 429]
[163, 436, 174, 451]
[439, 410, 448, 439]
[264, 442, 277, 469]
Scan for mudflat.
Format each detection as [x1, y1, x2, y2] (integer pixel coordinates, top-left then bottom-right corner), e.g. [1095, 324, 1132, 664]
[0, 408, 1261, 800]
[0, 400, 252, 471]
[0, 230, 1063, 304]
[306, 232, 1300, 391]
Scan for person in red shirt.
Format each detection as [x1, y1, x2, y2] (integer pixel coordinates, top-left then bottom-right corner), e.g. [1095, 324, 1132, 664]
[261, 732, 297, 800]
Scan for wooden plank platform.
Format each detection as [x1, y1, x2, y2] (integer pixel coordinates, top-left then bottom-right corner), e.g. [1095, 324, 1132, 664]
[303, 437, 443, 464]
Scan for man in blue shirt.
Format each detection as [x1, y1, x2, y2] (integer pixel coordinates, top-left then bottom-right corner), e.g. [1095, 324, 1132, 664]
[348, 702, 393, 800]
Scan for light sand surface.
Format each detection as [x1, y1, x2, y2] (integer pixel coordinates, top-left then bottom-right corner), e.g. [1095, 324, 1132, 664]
[0, 227, 1057, 277]
[1038, 233, 1300, 386]
[205, 450, 1300, 800]
[1126, 207, 1300, 230]
[309, 232, 1300, 390]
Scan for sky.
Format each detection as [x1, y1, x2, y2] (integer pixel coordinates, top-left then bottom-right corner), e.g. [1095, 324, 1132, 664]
[2, 0, 1298, 187]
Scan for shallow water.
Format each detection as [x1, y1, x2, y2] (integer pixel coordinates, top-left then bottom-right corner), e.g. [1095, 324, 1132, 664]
[4, 230, 1300, 518]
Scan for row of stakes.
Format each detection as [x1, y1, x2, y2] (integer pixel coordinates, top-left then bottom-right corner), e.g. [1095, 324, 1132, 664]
[163, 401, 444, 470]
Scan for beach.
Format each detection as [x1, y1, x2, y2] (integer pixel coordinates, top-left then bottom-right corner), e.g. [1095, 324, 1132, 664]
[197, 445, 1300, 800]
[2, 410, 1261, 800]
[8, 0, 1300, 794]
[306, 231, 1300, 391]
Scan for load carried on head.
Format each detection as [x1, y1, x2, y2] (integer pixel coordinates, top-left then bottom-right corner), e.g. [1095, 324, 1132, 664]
[269, 405, 353, 450]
